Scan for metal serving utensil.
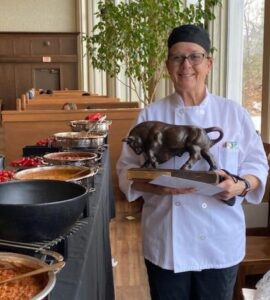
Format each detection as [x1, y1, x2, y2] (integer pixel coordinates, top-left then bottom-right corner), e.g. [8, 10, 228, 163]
[0, 261, 65, 285]
[85, 115, 107, 136]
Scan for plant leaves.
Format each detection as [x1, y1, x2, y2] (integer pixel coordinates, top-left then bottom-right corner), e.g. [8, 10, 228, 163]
[83, 0, 221, 103]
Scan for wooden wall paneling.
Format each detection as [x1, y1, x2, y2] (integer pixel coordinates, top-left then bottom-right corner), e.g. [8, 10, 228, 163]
[31, 37, 60, 55]
[15, 64, 33, 102]
[0, 33, 79, 110]
[60, 63, 78, 90]
[60, 37, 77, 55]
[0, 37, 13, 55]
[14, 38, 31, 56]
[0, 64, 15, 110]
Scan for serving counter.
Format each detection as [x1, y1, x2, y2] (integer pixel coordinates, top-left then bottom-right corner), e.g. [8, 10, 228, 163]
[50, 149, 115, 300]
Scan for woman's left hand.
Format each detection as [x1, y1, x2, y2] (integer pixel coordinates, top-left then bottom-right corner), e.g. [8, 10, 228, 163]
[214, 169, 246, 201]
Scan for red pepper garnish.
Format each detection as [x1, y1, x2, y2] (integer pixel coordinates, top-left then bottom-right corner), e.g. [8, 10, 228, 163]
[85, 112, 102, 121]
[36, 137, 55, 146]
[10, 156, 43, 167]
[0, 170, 15, 182]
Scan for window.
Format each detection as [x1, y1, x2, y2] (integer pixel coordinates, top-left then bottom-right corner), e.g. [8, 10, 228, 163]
[242, 0, 265, 131]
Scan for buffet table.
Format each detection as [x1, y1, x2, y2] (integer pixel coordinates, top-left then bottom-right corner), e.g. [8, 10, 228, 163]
[1, 108, 140, 199]
[50, 149, 115, 300]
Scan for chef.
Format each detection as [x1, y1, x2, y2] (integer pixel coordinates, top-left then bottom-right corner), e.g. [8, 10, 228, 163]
[116, 24, 269, 300]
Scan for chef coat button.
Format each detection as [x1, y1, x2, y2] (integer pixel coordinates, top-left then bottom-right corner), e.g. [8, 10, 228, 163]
[175, 202, 181, 206]
[202, 203, 207, 209]
[199, 109, 205, 115]
[199, 235, 206, 240]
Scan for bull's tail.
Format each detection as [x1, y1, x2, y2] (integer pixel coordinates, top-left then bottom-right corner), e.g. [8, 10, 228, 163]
[205, 127, 224, 146]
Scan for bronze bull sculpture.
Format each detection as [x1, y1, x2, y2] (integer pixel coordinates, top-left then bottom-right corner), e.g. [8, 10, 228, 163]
[122, 121, 223, 170]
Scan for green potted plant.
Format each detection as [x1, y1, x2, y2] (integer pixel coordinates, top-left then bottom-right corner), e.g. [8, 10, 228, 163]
[83, 0, 221, 105]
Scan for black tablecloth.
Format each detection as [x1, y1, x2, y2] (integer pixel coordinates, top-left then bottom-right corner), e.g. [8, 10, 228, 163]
[50, 149, 115, 300]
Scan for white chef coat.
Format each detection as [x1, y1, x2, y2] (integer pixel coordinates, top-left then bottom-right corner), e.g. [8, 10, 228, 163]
[116, 90, 269, 273]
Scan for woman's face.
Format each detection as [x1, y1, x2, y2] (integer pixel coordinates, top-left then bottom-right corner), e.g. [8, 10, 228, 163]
[166, 42, 213, 95]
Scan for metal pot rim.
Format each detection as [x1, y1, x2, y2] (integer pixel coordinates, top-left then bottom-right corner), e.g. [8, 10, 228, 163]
[0, 252, 56, 300]
[54, 132, 107, 140]
[13, 165, 97, 182]
[0, 179, 88, 207]
[43, 151, 98, 162]
[70, 119, 112, 125]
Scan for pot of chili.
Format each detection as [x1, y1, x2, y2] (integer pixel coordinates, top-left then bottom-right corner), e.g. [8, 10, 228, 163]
[13, 165, 98, 193]
[42, 151, 100, 167]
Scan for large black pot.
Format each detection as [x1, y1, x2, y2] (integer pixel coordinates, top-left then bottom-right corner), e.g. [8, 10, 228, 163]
[0, 180, 88, 242]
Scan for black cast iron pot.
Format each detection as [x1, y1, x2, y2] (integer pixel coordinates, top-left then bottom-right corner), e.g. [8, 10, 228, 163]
[0, 180, 88, 242]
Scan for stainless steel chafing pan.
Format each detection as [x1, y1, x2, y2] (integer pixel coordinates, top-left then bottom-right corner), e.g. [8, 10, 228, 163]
[53, 132, 107, 149]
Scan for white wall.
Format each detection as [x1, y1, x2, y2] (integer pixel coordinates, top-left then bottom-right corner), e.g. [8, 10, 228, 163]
[0, 0, 77, 32]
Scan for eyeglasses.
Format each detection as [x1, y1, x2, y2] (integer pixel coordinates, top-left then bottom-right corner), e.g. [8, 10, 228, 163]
[168, 53, 208, 66]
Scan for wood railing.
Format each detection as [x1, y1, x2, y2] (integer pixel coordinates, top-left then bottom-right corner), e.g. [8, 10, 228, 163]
[19, 100, 139, 110]
[18, 94, 121, 111]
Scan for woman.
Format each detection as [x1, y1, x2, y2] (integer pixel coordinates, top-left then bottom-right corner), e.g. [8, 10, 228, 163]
[116, 24, 269, 300]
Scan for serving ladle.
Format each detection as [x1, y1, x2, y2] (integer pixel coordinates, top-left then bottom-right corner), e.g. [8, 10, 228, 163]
[84, 115, 107, 136]
[0, 261, 65, 285]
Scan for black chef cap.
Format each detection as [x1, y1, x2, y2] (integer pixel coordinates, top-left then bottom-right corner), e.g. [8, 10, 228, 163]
[168, 24, 210, 53]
